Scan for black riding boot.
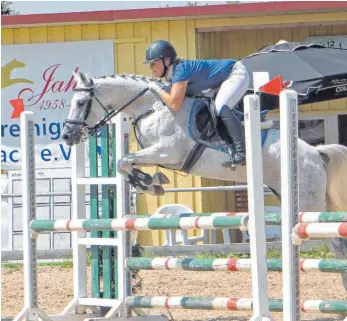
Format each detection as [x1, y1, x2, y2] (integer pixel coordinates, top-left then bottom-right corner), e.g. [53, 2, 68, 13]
[219, 105, 246, 168]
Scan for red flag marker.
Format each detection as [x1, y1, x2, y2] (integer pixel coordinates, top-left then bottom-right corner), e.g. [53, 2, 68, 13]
[259, 75, 284, 96]
[9, 98, 24, 119]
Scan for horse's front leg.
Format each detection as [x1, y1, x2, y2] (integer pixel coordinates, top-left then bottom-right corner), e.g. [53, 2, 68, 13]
[117, 159, 161, 194]
[118, 143, 184, 195]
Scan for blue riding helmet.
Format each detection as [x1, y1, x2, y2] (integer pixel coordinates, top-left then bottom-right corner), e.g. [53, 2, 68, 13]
[144, 40, 177, 64]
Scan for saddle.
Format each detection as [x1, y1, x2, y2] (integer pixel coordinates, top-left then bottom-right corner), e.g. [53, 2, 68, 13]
[181, 89, 273, 173]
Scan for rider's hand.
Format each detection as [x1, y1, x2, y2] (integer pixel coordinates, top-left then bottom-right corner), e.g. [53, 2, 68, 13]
[148, 81, 164, 95]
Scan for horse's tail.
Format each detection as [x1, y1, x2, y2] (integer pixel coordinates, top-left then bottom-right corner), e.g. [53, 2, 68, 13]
[316, 144, 347, 211]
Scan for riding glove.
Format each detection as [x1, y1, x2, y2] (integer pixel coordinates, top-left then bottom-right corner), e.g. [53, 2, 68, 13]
[148, 81, 165, 95]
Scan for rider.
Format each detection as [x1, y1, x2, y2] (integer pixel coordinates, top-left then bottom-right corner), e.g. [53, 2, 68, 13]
[144, 40, 249, 168]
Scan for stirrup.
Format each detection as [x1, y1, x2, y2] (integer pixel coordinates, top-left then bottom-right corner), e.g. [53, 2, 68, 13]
[222, 159, 236, 170]
[222, 144, 246, 170]
[221, 146, 239, 170]
[222, 157, 246, 170]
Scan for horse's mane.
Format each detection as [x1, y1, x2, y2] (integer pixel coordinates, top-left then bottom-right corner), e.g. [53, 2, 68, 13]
[95, 73, 159, 83]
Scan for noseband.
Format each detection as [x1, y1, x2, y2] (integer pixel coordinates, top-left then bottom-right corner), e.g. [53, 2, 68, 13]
[64, 79, 149, 136]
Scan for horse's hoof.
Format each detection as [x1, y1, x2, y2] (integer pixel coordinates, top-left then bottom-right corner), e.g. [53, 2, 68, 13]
[153, 172, 170, 185]
[148, 185, 165, 196]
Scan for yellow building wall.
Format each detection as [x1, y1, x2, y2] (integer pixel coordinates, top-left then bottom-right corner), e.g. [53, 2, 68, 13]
[2, 11, 346, 245]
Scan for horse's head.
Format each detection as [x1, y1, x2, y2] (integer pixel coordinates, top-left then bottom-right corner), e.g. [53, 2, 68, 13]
[62, 71, 165, 146]
[61, 71, 109, 146]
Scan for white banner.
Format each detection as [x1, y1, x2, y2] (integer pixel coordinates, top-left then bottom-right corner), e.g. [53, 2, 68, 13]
[1, 40, 114, 170]
[306, 35, 347, 49]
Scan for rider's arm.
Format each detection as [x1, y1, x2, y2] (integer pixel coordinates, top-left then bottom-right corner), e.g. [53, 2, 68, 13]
[159, 80, 188, 112]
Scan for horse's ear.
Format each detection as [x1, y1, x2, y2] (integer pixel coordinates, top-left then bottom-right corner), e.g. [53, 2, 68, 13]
[78, 71, 90, 86]
[72, 71, 80, 82]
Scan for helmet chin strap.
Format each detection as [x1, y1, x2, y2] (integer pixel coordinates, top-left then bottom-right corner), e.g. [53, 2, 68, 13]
[160, 58, 167, 78]
[165, 64, 174, 82]
[161, 58, 175, 79]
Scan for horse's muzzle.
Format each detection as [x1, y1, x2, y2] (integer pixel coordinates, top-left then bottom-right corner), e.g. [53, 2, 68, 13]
[61, 125, 82, 146]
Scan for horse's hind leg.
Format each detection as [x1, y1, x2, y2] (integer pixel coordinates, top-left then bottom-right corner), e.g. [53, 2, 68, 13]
[299, 177, 347, 290]
[324, 238, 347, 291]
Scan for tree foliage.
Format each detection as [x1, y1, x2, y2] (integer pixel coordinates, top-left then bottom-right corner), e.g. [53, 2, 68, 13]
[1, 1, 16, 15]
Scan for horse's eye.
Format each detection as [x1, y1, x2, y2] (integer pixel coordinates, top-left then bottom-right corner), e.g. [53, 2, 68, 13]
[77, 100, 84, 107]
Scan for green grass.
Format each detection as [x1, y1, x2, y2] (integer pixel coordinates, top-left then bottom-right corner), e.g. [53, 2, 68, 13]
[2, 260, 73, 269]
[1, 251, 94, 270]
[193, 251, 250, 259]
[140, 245, 347, 260]
[1, 263, 23, 269]
[3, 245, 347, 270]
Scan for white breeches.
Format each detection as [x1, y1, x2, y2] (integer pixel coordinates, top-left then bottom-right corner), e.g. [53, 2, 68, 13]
[215, 61, 249, 115]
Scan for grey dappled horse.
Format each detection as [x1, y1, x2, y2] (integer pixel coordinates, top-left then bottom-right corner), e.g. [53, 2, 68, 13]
[62, 72, 347, 289]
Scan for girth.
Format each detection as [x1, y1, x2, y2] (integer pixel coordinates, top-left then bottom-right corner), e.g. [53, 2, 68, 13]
[131, 109, 155, 149]
[131, 97, 219, 174]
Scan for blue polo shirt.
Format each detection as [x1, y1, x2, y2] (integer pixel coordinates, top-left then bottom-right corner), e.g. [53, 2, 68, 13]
[172, 59, 237, 95]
